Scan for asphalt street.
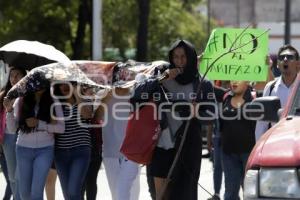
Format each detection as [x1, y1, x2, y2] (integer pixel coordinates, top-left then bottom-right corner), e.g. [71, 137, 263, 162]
[0, 152, 240, 200]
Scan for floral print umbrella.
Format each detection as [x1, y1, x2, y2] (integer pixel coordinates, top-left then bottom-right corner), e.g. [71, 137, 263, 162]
[6, 60, 169, 100]
[6, 62, 106, 100]
[75, 60, 169, 87]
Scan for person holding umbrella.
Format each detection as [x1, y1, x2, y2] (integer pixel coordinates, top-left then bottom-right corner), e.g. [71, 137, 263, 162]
[0, 40, 70, 200]
[4, 86, 65, 200]
[1, 67, 27, 200]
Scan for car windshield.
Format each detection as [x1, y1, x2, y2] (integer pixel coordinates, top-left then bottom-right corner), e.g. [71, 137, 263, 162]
[288, 81, 300, 116]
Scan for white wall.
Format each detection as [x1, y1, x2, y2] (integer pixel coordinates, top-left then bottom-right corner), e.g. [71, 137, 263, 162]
[257, 22, 300, 54]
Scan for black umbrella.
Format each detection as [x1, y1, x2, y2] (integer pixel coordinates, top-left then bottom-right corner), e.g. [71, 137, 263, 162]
[0, 40, 70, 70]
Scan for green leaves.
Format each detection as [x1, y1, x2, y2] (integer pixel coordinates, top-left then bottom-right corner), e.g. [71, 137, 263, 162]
[0, 0, 77, 55]
[0, 0, 208, 61]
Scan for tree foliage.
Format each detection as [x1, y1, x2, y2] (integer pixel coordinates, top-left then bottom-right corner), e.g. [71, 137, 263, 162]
[0, 0, 210, 61]
[0, 0, 78, 56]
[102, 0, 138, 60]
[148, 0, 208, 60]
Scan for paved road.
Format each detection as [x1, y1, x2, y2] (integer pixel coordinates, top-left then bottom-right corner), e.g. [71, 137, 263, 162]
[0, 154, 237, 200]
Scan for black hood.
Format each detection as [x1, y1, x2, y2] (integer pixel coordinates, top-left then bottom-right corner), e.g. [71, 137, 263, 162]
[168, 40, 199, 85]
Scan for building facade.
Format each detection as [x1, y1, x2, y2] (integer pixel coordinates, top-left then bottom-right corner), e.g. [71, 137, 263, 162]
[206, 0, 300, 53]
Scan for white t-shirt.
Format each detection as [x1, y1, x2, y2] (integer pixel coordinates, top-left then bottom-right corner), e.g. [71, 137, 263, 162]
[255, 76, 296, 140]
[102, 96, 130, 158]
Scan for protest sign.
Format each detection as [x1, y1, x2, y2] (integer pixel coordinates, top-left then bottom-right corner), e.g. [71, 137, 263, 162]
[199, 28, 269, 81]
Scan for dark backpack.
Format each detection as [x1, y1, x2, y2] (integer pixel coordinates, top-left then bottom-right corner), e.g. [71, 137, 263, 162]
[268, 79, 277, 96]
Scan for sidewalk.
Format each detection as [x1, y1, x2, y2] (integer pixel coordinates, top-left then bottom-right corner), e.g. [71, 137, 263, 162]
[0, 156, 231, 200]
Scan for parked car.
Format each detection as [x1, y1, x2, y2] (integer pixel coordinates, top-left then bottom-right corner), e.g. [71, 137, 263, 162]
[244, 74, 300, 199]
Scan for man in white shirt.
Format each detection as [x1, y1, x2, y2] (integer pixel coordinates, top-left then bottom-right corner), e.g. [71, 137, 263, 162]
[255, 44, 300, 140]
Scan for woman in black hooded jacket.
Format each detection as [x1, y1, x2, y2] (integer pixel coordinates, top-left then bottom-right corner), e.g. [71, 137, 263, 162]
[131, 40, 216, 200]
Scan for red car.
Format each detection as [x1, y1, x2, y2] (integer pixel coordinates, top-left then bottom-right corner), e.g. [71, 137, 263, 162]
[244, 74, 300, 199]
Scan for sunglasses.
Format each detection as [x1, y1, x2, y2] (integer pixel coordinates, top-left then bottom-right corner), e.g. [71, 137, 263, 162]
[278, 54, 296, 61]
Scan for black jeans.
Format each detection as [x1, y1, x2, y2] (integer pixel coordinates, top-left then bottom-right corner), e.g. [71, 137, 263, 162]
[169, 120, 203, 200]
[146, 165, 156, 200]
[81, 155, 102, 200]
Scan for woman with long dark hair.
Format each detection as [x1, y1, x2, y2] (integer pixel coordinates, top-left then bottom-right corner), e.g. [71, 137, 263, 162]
[6, 86, 65, 200]
[54, 83, 93, 200]
[1, 67, 26, 200]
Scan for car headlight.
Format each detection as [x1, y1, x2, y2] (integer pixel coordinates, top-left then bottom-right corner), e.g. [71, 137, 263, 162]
[244, 170, 258, 199]
[260, 168, 300, 198]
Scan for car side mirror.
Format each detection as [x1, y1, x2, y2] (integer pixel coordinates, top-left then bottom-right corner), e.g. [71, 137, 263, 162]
[247, 96, 281, 122]
[277, 108, 284, 118]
